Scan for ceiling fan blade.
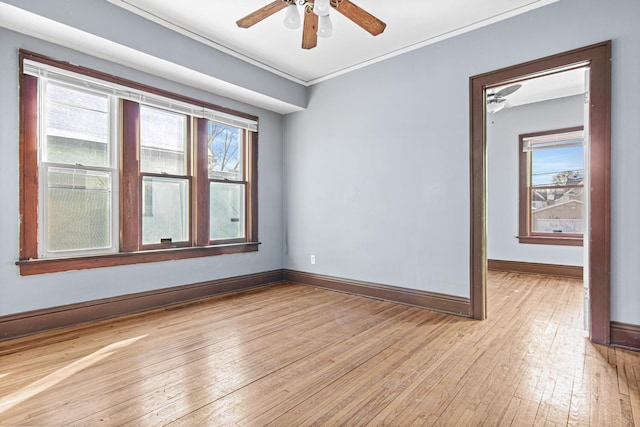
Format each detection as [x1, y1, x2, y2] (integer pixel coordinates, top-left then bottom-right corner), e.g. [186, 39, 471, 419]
[332, 0, 386, 36]
[236, 1, 287, 28]
[494, 83, 522, 98]
[302, 10, 318, 49]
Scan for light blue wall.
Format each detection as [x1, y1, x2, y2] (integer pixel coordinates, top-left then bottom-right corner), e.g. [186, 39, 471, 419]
[487, 95, 584, 267]
[284, 0, 640, 324]
[0, 28, 285, 315]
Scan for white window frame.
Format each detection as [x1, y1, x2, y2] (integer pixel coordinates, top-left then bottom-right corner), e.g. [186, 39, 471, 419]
[37, 79, 120, 258]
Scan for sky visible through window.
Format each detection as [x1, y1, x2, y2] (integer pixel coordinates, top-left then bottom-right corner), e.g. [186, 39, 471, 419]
[532, 145, 584, 186]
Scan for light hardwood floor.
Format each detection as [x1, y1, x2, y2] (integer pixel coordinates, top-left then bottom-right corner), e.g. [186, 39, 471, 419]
[0, 271, 638, 426]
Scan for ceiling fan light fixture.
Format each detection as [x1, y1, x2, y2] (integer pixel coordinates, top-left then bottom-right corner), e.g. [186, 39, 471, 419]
[236, 0, 386, 50]
[313, 0, 331, 16]
[485, 84, 521, 114]
[283, 3, 301, 29]
[486, 101, 506, 114]
[318, 15, 333, 38]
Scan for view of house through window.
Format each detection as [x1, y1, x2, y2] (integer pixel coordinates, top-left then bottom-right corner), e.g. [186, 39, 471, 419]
[520, 127, 584, 245]
[19, 52, 259, 274]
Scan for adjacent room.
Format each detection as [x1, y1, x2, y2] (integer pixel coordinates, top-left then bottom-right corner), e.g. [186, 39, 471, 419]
[1, 0, 639, 425]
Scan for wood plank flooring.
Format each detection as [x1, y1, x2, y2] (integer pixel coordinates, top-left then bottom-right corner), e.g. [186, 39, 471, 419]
[0, 271, 638, 426]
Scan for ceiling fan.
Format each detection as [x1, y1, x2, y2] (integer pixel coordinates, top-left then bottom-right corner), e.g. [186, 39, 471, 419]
[486, 83, 522, 113]
[236, 0, 386, 50]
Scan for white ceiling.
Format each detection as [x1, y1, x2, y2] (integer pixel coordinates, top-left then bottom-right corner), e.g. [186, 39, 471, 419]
[0, 0, 577, 114]
[107, 0, 560, 85]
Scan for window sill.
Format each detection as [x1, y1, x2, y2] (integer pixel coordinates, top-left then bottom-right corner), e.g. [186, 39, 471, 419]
[16, 242, 260, 276]
[517, 235, 583, 247]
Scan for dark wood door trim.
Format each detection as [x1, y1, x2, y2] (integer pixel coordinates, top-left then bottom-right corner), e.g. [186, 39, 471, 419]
[469, 41, 611, 344]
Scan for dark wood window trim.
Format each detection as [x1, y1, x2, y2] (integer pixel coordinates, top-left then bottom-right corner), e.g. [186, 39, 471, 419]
[121, 100, 142, 252]
[17, 50, 259, 276]
[195, 118, 211, 247]
[16, 244, 259, 276]
[19, 73, 39, 261]
[518, 126, 584, 247]
[517, 235, 583, 246]
[248, 132, 259, 244]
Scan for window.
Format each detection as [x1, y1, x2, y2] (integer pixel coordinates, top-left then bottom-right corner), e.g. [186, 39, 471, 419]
[139, 105, 190, 247]
[208, 123, 247, 242]
[519, 127, 584, 246]
[41, 82, 118, 257]
[18, 51, 259, 275]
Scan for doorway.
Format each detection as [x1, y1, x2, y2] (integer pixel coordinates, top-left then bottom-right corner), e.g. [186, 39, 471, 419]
[469, 41, 611, 344]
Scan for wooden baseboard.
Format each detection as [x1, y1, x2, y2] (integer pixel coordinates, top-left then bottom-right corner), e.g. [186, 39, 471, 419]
[610, 321, 640, 352]
[0, 269, 284, 341]
[0, 268, 471, 341]
[488, 259, 583, 279]
[3, 265, 632, 350]
[284, 270, 471, 317]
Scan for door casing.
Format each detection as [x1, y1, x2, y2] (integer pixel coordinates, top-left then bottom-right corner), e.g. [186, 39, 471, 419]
[469, 41, 611, 344]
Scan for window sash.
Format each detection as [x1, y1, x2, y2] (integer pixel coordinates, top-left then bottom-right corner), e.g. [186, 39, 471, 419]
[527, 185, 584, 237]
[209, 181, 247, 243]
[522, 130, 584, 152]
[139, 105, 190, 176]
[526, 171, 585, 238]
[40, 163, 118, 257]
[38, 80, 119, 258]
[140, 176, 192, 248]
[207, 125, 246, 182]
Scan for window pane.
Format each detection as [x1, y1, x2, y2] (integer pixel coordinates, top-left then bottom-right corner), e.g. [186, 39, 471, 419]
[210, 182, 245, 240]
[208, 123, 243, 180]
[140, 106, 187, 175]
[46, 84, 110, 167]
[142, 177, 189, 244]
[531, 187, 584, 234]
[532, 145, 584, 187]
[46, 167, 111, 253]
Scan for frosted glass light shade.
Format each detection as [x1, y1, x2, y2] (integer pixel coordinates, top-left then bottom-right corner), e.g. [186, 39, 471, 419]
[318, 15, 333, 37]
[314, 0, 331, 16]
[283, 4, 301, 29]
[486, 101, 505, 114]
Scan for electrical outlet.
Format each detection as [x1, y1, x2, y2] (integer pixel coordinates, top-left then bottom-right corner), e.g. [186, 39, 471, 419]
[310, 255, 316, 265]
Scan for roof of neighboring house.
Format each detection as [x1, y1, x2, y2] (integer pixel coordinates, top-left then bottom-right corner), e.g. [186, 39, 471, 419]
[532, 199, 583, 214]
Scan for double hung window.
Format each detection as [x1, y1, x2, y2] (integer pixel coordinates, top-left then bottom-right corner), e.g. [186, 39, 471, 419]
[139, 105, 190, 247]
[208, 123, 248, 242]
[41, 82, 118, 257]
[519, 127, 584, 246]
[18, 51, 259, 275]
